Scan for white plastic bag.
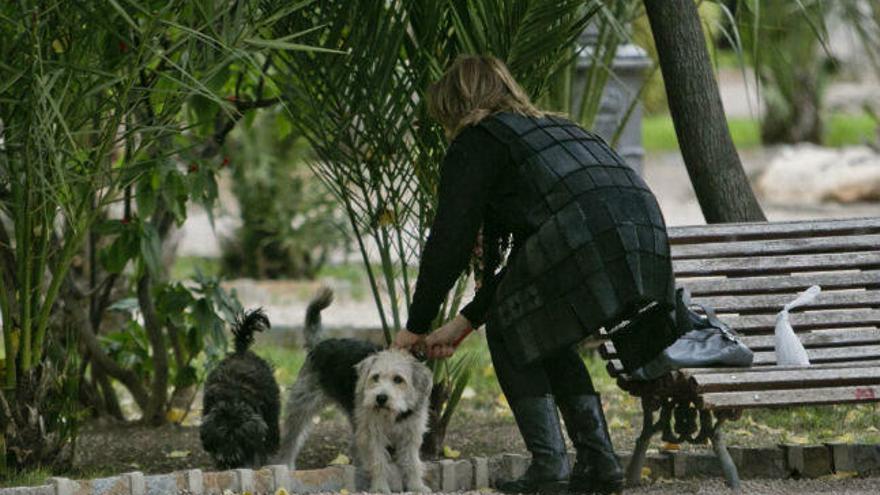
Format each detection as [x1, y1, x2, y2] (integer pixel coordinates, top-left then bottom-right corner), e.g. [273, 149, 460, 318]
[774, 285, 820, 366]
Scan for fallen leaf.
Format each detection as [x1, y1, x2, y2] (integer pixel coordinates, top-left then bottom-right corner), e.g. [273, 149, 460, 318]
[832, 432, 855, 444]
[729, 428, 754, 438]
[640, 466, 652, 480]
[330, 453, 351, 465]
[845, 409, 863, 424]
[166, 450, 190, 459]
[443, 445, 461, 459]
[753, 422, 784, 435]
[340, 490, 350, 495]
[275, 489, 290, 495]
[166, 407, 187, 424]
[786, 434, 809, 444]
[660, 442, 680, 451]
[608, 417, 632, 431]
[826, 471, 858, 480]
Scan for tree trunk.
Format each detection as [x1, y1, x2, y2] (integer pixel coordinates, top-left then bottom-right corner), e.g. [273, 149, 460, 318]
[644, 0, 766, 223]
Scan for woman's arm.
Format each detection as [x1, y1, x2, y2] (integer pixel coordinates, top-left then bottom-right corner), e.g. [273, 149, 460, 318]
[405, 126, 503, 334]
[459, 267, 504, 329]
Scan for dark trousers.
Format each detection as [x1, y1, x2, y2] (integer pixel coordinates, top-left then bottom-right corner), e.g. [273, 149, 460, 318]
[487, 324, 596, 401]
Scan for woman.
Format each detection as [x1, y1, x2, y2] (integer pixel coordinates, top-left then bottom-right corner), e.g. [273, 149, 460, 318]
[393, 55, 676, 494]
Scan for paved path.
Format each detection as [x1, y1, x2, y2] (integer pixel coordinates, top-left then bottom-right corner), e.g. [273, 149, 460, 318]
[424, 477, 880, 494]
[626, 476, 880, 494]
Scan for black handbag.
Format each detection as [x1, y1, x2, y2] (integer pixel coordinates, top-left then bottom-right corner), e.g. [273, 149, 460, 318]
[629, 288, 754, 381]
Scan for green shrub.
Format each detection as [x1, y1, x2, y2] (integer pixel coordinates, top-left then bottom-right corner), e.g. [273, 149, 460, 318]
[221, 110, 350, 280]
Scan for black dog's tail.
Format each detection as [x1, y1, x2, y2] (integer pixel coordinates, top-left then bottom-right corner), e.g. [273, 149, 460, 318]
[304, 287, 333, 350]
[232, 308, 271, 354]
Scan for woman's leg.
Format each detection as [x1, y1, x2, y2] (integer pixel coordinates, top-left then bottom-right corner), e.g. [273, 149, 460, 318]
[486, 326, 569, 493]
[542, 347, 624, 494]
[487, 325, 554, 399]
[542, 346, 596, 397]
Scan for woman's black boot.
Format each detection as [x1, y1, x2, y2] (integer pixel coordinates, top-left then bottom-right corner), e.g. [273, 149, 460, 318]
[497, 395, 570, 494]
[556, 394, 624, 494]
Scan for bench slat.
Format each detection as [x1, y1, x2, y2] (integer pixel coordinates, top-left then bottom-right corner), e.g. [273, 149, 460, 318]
[673, 252, 880, 277]
[680, 271, 880, 297]
[668, 217, 880, 244]
[690, 366, 880, 393]
[672, 235, 880, 260]
[700, 385, 880, 410]
[600, 337, 880, 362]
[607, 359, 880, 379]
[740, 328, 880, 350]
[724, 310, 880, 333]
[598, 328, 880, 352]
[692, 291, 880, 314]
[679, 360, 880, 375]
[751, 345, 880, 365]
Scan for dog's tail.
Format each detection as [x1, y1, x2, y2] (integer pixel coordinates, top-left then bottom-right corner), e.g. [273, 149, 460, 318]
[304, 287, 334, 350]
[232, 308, 271, 354]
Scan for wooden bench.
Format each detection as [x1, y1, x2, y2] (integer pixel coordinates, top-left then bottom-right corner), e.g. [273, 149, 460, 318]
[598, 217, 880, 488]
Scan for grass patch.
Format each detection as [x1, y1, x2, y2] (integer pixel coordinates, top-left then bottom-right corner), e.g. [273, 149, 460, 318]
[0, 467, 53, 488]
[643, 115, 762, 152]
[170, 256, 221, 281]
[257, 335, 880, 449]
[643, 113, 878, 152]
[824, 113, 878, 147]
[317, 263, 366, 286]
[254, 342, 309, 388]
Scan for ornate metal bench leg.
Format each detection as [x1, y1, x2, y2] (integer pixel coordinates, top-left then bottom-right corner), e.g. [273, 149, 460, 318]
[710, 420, 741, 490]
[625, 398, 659, 487]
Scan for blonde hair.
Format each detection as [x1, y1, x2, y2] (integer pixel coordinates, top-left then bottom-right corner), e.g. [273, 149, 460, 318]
[427, 55, 544, 139]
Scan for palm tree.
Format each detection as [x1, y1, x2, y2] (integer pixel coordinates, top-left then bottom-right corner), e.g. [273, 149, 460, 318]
[0, 0, 321, 471]
[266, 0, 604, 455]
[736, 0, 880, 144]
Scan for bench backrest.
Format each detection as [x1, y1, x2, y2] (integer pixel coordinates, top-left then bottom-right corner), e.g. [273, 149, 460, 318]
[603, 217, 880, 377]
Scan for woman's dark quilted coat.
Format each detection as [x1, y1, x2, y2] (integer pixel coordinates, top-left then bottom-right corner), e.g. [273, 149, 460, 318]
[406, 112, 677, 370]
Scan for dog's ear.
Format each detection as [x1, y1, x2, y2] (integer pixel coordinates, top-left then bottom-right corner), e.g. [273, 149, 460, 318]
[355, 354, 379, 380]
[411, 361, 434, 398]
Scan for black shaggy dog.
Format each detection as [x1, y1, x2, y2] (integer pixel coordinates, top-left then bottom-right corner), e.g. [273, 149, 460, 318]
[200, 308, 280, 469]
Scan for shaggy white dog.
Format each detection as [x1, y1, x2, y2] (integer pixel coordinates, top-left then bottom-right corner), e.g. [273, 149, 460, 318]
[276, 290, 432, 493]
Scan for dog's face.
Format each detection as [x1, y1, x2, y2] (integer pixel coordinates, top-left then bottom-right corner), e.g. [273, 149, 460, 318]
[355, 349, 432, 417]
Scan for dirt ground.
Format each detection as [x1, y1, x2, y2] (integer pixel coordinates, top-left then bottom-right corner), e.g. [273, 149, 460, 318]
[71, 418, 880, 494]
[72, 411, 526, 477]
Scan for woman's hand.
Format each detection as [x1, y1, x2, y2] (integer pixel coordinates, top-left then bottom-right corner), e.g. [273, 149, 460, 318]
[392, 328, 424, 353]
[424, 314, 472, 360]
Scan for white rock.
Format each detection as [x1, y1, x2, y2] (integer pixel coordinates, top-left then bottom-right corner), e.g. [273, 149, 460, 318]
[756, 143, 880, 203]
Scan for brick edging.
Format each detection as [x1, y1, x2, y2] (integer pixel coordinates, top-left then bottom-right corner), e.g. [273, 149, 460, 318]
[5, 443, 879, 494]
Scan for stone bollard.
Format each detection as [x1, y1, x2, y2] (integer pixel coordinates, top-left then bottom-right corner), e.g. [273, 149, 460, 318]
[472, 456, 490, 489]
[437, 460, 456, 492]
[783, 444, 833, 478]
[235, 469, 254, 493]
[184, 469, 203, 495]
[267, 465, 292, 492]
[125, 472, 145, 495]
[48, 478, 76, 495]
